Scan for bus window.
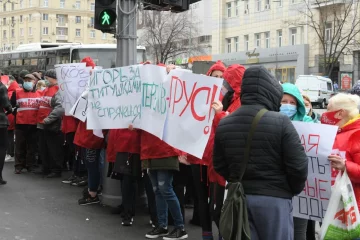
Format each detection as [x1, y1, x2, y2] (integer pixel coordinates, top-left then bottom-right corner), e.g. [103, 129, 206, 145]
[16, 59, 23, 66]
[71, 49, 116, 68]
[31, 59, 38, 66]
[3, 61, 9, 67]
[10, 60, 16, 66]
[38, 58, 46, 70]
[24, 59, 31, 65]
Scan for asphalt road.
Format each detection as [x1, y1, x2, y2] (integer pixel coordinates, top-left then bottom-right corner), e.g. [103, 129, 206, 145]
[0, 163, 202, 240]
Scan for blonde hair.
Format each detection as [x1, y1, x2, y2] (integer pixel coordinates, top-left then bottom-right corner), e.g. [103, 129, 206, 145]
[329, 93, 360, 118]
[36, 80, 46, 90]
[302, 95, 313, 116]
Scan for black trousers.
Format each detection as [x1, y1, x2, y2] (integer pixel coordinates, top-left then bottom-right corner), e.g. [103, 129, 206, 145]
[65, 132, 75, 171]
[7, 130, 14, 157]
[143, 172, 158, 224]
[191, 164, 212, 232]
[39, 129, 64, 174]
[0, 128, 8, 179]
[15, 126, 37, 170]
[210, 182, 225, 229]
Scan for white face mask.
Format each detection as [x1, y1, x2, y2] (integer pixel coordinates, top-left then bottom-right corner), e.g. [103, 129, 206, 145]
[40, 86, 46, 91]
[305, 107, 311, 115]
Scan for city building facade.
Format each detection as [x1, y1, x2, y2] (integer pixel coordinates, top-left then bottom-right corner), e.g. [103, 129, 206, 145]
[0, 0, 115, 52]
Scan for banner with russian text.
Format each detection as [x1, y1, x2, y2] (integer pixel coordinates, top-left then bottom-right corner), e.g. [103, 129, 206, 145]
[292, 122, 338, 221]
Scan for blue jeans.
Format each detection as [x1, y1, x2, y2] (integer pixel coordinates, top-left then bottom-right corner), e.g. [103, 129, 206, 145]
[84, 148, 101, 192]
[149, 170, 184, 229]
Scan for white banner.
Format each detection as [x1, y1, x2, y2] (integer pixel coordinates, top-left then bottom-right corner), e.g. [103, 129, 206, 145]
[292, 122, 338, 222]
[162, 70, 221, 158]
[55, 63, 91, 116]
[69, 89, 88, 122]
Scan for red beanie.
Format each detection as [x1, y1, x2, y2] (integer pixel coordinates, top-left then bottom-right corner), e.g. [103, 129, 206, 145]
[81, 57, 96, 69]
[206, 60, 226, 76]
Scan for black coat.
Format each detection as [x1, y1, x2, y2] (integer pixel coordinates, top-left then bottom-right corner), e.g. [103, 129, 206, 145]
[0, 82, 12, 128]
[213, 66, 308, 199]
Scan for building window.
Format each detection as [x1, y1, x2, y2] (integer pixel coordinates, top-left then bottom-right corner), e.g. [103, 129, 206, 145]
[226, 38, 231, 53]
[234, 37, 239, 52]
[255, 33, 261, 47]
[90, 30, 95, 38]
[20, 15, 23, 23]
[2, 18, 6, 26]
[29, 27, 32, 35]
[3, 30, 6, 39]
[29, 14, 32, 21]
[90, 17, 95, 26]
[256, 0, 261, 12]
[29, 0, 32, 7]
[102, 33, 107, 39]
[11, 43, 15, 50]
[11, 17, 15, 25]
[58, 28, 65, 35]
[3, 4, 6, 11]
[291, 0, 296, 3]
[75, 16, 81, 23]
[11, 29, 15, 38]
[43, 0, 48, 7]
[265, 32, 270, 48]
[20, 28, 24, 36]
[43, 27, 48, 35]
[290, 28, 297, 45]
[235, 1, 239, 16]
[60, 0, 65, 8]
[227, 3, 232, 18]
[325, 23, 332, 43]
[75, 1, 80, 9]
[277, 30, 282, 47]
[244, 35, 249, 51]
[12, 2, 15, 10]
[91, 3, 95, 11]
[278, 0, 282, 7]
[20, 0, 23, 8]
[43, 14, 48, 21]
[76, 29, 81, 37]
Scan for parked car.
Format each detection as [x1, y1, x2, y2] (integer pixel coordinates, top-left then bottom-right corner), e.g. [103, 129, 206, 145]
[296, 75, 334, 109]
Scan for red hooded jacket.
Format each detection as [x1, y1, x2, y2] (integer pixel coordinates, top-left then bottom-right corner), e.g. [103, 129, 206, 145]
[7, 81, 19, 130]
[208, 64, 246, 186]
[107, 129, 141, 162]
[187, 61, 227, 166]
[73, 121, 106, 149]
[61, 116, 79, 134]
[332, 117, 360, 209]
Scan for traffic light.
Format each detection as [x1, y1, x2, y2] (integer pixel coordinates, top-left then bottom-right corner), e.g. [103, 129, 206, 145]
[94, 0, 117, 33]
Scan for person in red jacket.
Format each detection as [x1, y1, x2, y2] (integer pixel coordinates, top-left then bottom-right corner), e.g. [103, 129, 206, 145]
[209, 64, 245, 235]
[186, 60, 226, 240]
[5, 80, 19, 162]
[61, 116, 81, 184]
[321, 93, 360, 209]
[10, 74, 41, 174]
[37, 69, 65, 178]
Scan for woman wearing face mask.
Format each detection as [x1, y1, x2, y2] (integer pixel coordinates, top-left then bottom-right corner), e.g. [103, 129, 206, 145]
[321, 93, 360, 209]
[280, 83, 312, 240]
[10, 74, 41, 174]
[36, 80, 46, 92]
[303, 95, 320, 123]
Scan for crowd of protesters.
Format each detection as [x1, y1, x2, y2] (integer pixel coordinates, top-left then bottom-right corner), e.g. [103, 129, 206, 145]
[1, 58, 360, 240]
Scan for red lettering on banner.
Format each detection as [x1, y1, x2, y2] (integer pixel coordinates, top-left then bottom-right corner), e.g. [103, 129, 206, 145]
[303, 178, 329, 200]
[169, 76, 219, 135]
[300, 134, 320, 154]
[334, 206, 357, 226]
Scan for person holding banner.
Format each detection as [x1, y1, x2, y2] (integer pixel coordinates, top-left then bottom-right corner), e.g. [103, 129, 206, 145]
[187, 60, 227, 240]
[10, 74, 41, 174]
[0, 79, 12, 185]
[208, 64, 245, 238]
[37, 69, 65, 178]
[214, 66, 308, 240]
[321, 93, 360, 208]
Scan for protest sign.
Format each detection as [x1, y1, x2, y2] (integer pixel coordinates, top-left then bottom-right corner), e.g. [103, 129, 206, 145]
[69, 89, 88, 122]
[55, 63, 91, 116]
[162, 69, 222, 159]
[86, 65, 144, 130]
[292, 122, 338, 222]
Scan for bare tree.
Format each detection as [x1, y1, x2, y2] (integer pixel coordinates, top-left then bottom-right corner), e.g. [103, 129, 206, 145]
[288, 0, 360, 77]
[139, 11, 205, 63]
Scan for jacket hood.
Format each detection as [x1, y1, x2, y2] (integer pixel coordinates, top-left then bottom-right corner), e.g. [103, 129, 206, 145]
[240, 66, 283, 111]
[341, 115, 360, 132]
[8, 81, 19, 92]
[206, 61, 226, 76]
[223, 64, 245, 100]
[282, 83, 308, 121]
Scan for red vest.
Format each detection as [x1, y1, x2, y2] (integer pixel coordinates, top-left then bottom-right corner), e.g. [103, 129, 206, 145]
[73, 121, 106, 149]
[16, 89, 41, 125]
[37, 85, 59, 124]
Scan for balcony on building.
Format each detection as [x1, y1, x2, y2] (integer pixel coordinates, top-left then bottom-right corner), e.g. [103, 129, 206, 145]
[311, 0, 346, 8]
[56, 14, 68, 28]
[56, 35, 68, 41]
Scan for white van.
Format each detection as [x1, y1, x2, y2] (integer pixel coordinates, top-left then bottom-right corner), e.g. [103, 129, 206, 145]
[295, 75, 334, 109]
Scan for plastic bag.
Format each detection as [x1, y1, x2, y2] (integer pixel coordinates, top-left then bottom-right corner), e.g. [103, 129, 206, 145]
[320, 170, 360, 240]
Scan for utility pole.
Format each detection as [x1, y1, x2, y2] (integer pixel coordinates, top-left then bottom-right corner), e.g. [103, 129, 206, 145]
[116, 0, 138, 67]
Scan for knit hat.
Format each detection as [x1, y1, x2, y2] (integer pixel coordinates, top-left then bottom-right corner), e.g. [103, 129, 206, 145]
[351, 80, 360, 96]
[19, 70, 30, 78]
[81, 57, 96, 69]
[206, 61, 227, 76]
[44, 69, 57, 79]
[24, 74, 37, 81]
[32, 72, 42, 80]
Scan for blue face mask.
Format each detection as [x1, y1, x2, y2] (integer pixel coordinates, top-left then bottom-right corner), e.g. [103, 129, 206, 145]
[280, 104, 297, 118]
[23, 82, 33, 91]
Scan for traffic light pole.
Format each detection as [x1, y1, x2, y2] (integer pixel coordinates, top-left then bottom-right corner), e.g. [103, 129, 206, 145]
[101, 0, 138, 208]
[116, 0, 138, 67]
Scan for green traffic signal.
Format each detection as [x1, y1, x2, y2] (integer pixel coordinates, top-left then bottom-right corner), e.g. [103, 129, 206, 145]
[99, 9, 116, 26]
